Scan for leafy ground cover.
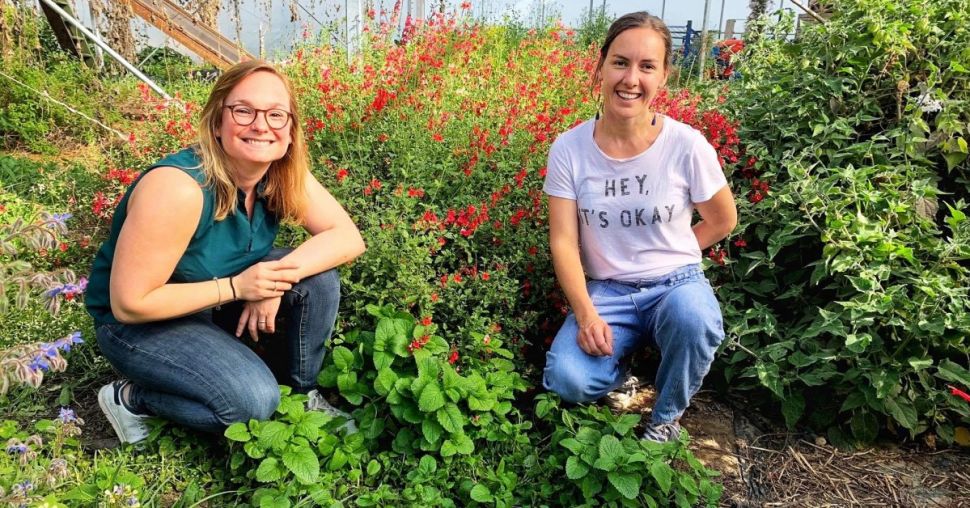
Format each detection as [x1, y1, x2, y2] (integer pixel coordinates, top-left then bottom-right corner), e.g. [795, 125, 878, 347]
[1, 0, 969, 506]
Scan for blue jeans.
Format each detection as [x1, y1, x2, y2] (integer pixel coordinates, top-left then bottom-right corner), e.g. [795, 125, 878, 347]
[543, 264, 724, 424]
[95, 249, 340, 433]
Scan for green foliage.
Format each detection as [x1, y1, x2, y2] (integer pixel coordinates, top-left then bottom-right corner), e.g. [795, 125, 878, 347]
[716, 0, 970, 443]
[225, 386, 364, 505]
[318, 305, 528, 456]
[531, 394, 722, 507]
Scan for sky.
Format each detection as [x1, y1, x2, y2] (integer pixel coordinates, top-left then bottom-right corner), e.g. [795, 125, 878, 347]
[64, 0, 801, 60]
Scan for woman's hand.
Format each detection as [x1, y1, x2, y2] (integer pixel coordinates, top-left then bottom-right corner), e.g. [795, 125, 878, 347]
[577, 314, 614, 357]
[233, 260, 301, 301]
[236, 296, 282, 342]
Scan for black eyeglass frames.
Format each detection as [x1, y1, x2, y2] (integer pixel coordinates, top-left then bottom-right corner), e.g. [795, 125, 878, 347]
[223, 104, 292, 130]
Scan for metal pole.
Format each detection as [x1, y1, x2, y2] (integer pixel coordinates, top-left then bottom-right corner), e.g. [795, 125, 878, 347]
[589, 0, 593, 18]
[37, 0, 171, 100]
[698, 0, 711, 80]
[661, 0, 666, 20]
[718, 0, 726, 38]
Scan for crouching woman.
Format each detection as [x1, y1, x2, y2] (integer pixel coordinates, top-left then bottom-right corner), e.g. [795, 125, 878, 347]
[85, 60, 365, 444]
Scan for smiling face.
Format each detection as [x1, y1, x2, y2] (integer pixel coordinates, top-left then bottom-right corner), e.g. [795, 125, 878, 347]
[597, 27, 669, 123]
[217, 71, 293, 174]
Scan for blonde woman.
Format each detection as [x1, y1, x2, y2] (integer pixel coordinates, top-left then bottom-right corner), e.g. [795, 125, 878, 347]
[86, 60, 365, 444]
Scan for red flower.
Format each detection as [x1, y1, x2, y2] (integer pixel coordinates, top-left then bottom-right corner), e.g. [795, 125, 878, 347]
[431, 292, 439, 302]
[58, 243, 68, 252]
[481, 272, 490, 281]
[336, 168, 349, 183]
[748, 190, 764, 204]
[733, 238, 747, 248]
[707, 247, 727, 266]
[448, 350, 459, 364]
[378, 133, 389, 142]
[421, 316, 432, 326]
[432, 133, 444, 142]
[950, 385, 970, 403]
[453, 273, 463, 283]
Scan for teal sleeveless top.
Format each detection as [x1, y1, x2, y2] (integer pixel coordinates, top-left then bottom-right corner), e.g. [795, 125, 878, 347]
[86, 147, 280, 326]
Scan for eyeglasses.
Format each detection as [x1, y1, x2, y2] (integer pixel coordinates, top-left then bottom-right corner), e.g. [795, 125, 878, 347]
[224, 104, 292, 130]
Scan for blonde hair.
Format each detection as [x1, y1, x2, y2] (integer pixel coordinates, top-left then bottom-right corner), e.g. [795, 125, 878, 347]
[196, 60, 308, 222]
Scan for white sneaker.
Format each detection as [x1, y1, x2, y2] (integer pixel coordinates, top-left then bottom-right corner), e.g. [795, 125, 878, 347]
[306, 389, 357, 434]
[98, 380, 150, 444]
[604, 372, 641, 411]
[641, 421, 682, 443]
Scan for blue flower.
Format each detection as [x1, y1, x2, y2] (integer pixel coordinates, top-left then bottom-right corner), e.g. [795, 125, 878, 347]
[58, 407, 78, 423]
[46, 213, 72, 229]
[41, 343, 58, 358]
[29, 356, 49, 372]
[12, 480, 33, 494]
[6, 443, 28, 454]
[55, 331, 84, 353]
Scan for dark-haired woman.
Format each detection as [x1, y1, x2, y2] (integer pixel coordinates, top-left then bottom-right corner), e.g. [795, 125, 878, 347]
[542, 12, 737, 443]
[86, 60, 365, 444]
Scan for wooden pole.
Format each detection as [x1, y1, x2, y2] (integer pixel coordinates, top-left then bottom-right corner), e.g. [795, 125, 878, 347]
[698, 0, 711, 80]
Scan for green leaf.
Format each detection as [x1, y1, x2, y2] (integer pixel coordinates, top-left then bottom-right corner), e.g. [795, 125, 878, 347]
[782, 392, 805, 428]
[373, 351, 394, 370]
[366, 459, 381, 476]
[937, 360, 970, 386]
[332, 346, 355, 371]
[283, 446, 320, 484]
[598, 434, 623, 463]
[258, 421, 291, 450]
[440, 440, 457, 457]
[225, 422, 251, 442]
[649, 460, 674, 494]
[255, 457, 285, 483]
[884, 397, 918, 432]
[559, 437, 585, 454]
[609, 414, 641, 436]
[418, 382, 446, 412]
[608, 471, 642, 500]
[469, 484, 493, 503]
[436, 403, 464, 433]
[422, 418, 444, 444]
[593, 455, 616, 471]
[850, 411, 879, 443]
[328, 448, 348, 470]
[565, 456, 590, 480]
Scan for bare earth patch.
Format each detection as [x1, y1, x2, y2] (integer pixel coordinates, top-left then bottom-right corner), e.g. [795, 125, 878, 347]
[613, 384, 970, 507]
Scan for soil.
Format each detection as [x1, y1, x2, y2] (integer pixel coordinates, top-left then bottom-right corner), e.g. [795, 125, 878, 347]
[612, 383, 970, 508]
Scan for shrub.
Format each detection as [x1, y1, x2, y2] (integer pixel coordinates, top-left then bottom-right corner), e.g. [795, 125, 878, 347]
[716, 0, 970, 444]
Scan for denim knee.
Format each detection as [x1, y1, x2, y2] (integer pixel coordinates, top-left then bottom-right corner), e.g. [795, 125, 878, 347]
[219, 380, 280, 424]
[292, 268, 340, 302]
[656, 282, 724, 352]
[544, 353, 610, 404]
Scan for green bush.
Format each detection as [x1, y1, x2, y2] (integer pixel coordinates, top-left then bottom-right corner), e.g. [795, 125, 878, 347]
[715, 0, 970, 444]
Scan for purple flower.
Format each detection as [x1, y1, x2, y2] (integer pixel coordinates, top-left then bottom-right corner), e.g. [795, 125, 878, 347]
[58, 407, 78, 423]
[6, 443, 28, 454]
[46, 213, 72, 229]
[12, 480, 33, 495]
[55, 331, 84, 353]
[29, 356, 49, 372]
[41, 343, 59, 358]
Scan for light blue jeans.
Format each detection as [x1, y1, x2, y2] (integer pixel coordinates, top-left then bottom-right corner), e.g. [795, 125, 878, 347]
[543, 264, 724, 424]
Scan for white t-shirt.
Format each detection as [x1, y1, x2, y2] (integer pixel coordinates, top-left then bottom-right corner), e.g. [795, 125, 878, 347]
[543, 116, 728, 281]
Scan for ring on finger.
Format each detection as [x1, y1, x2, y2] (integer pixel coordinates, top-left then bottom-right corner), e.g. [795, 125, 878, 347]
[273, 281, 278, 291]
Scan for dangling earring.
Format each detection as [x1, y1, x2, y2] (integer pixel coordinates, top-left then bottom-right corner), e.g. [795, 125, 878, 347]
[651, 113, 657, 126]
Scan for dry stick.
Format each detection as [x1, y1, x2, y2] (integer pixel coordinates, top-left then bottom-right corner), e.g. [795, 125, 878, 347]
[0, 69, 127, 141]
